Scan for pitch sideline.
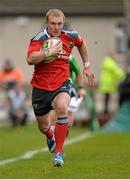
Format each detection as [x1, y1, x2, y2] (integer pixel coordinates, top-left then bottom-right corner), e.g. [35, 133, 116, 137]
[0, 132, 94, 166]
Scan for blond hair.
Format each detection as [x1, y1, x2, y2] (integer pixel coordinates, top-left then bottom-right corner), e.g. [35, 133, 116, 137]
[45, 9, 65, 22]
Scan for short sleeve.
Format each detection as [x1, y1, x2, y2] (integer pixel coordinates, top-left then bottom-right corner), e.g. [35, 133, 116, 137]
[65, 30, 83, 46]
[27, 40, 41, 57]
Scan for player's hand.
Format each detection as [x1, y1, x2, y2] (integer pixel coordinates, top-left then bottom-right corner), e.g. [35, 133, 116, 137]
[78, 88, 86, 97]
[83, 67, 95, 86]
[49, 43, 63, 56]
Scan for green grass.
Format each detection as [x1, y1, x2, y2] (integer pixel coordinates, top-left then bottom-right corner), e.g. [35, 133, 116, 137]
[0, 123, 130, 179]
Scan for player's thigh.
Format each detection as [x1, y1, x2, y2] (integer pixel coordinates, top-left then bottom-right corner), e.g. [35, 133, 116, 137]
[52, 92, 70, 110]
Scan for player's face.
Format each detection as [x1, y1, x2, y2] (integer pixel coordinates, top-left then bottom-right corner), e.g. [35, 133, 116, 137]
[46, 15, 64, 37]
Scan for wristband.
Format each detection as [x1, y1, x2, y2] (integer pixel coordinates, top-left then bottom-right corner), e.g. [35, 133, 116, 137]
[84, 61, 90, 68]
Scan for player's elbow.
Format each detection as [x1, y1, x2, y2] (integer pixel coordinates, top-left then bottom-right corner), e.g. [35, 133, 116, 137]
[27, 54, 35, 65]
[27, 57, 33, 65]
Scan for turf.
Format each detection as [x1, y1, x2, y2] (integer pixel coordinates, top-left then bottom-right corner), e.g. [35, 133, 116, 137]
[0, 123, 130, 179]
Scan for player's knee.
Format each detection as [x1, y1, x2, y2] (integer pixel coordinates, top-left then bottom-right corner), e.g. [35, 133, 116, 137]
[38, 125, 48, 134]
[56, 104, 68, 116]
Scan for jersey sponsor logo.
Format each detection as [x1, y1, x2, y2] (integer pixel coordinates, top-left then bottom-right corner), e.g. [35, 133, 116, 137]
[57, 49, 69, 60]
[57, 54, 69, 60]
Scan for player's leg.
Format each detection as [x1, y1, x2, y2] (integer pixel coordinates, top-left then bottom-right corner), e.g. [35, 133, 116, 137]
[52, 92, 70, 166]
[32, 87, 56, 153]
[50, 110, 57, 126]
[50, 85, 77, 135]
[50, 108, 74, 137]
[36, 112, 56, 153]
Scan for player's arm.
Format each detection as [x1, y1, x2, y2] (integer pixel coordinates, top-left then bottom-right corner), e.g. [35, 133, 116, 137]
[77, 39, 95, 86]
[27, 41, 62, 65]
[76, 72, 86, 97]
[27, 41, 45, 65]
[27, 51, 46, 65]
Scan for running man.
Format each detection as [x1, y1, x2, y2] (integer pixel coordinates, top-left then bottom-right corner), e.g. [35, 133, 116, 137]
[26, 9, 95, 167]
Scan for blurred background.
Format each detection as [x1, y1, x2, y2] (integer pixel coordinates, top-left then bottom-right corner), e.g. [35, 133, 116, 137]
[0, 0, 130, 132]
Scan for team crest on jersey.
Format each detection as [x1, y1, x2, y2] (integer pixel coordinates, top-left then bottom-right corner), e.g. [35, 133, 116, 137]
[69, 42, 75, 48]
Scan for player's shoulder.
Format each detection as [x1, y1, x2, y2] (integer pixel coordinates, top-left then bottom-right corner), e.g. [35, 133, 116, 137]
[63, 29, 80, 38]
[31, 31, 48, 41]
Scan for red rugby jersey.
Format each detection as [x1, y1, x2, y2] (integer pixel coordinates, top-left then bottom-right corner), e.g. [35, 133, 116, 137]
[27, 28, 83, 91]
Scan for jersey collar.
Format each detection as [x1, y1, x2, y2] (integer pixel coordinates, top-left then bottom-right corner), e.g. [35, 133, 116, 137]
[43, 28, 64, 38]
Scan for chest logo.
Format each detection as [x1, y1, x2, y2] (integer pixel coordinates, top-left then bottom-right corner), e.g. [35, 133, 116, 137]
[69, 42, 75, 48]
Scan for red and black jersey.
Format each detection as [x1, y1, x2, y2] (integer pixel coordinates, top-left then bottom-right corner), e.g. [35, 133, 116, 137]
[27, 28, 83, 91]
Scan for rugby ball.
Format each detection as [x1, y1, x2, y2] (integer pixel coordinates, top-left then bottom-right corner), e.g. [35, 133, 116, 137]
[41, 37, 62, 63]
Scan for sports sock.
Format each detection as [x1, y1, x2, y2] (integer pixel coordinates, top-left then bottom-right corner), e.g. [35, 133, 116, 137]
[55, 117, 68, 154]
[66, 129, 69, 137]
[44, 126, 53, 139]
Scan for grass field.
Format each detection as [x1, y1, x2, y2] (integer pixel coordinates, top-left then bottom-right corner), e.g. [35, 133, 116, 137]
[0, 123, 130, 179]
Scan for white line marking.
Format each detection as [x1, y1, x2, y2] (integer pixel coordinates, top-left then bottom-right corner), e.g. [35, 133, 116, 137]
[0, 132, 94, 166]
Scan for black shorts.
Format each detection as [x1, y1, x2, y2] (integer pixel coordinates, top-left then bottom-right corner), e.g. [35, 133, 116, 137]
[32, 80, 73, 116]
